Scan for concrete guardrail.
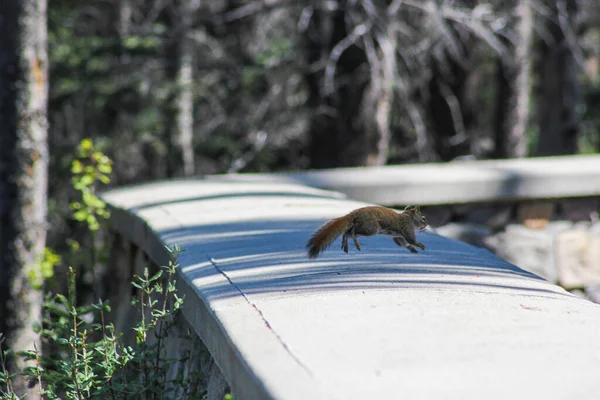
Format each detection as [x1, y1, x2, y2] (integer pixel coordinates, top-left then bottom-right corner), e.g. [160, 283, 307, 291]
[214, 155, 600, 206]
[101, 177, 600, 400]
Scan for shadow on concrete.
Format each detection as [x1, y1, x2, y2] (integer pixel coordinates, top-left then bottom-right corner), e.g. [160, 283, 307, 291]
[157, 218, 567, 303]
[479, 166, 525, 202]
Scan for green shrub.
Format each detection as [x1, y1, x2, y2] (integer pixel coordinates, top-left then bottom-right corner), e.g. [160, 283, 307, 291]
[1, 245, 204, 399]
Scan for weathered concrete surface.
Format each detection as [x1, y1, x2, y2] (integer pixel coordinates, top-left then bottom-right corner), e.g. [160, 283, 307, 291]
[102, 179, 600, 400]
[213, 154, 600, 206]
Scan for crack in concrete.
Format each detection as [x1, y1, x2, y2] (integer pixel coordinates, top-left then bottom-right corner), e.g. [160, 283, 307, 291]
[208, 257, 314, 377]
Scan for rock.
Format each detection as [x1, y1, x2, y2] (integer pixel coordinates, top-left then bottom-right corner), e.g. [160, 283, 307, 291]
[585, 285, 600, 304]
[517, 202, 556, 229]
[485, 222, 572, 282]
[421, 206, 453, 228]
[556, 228, 600, 288]
[590, 221, 600, 234]
[462, 205, 513, 230]
[559, 198, 600, 222]
[436, 223, 492, 248]
[568, 289, 587, 299]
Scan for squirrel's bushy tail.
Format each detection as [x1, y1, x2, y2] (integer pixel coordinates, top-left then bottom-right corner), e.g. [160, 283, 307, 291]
[306, 216, 351, 259]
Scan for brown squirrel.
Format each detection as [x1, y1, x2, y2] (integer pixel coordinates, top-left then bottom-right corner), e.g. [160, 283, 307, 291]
[306, 205, 428, 258]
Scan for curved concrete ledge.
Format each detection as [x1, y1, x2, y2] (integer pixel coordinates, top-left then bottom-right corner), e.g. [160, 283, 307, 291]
[101, 179, 600, 400]
[214, 154, 600, 205]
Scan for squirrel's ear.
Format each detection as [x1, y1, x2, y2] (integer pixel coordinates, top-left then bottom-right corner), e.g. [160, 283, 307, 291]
[403, 205, 421, 214]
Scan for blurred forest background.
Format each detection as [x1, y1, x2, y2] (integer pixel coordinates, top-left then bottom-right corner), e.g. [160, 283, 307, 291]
[42, 1, 600, 172]
[2, 0, 600, 395]
[42, 0, 600, 237]
[36, 0, 600, 248]
[46, 0, 600, 171]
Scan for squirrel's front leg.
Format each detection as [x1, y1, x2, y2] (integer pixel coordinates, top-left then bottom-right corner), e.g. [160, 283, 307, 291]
[393, 236, 418, 253]
[407, 235, 426, 251]
[403, 230, 426, 251]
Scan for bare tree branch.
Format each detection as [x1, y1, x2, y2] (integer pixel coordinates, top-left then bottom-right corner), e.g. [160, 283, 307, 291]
[324, 21, 372, 95]
[556, 0, 585, 69]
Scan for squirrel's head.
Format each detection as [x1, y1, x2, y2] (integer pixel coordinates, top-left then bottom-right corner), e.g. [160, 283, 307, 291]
[403, 205, 428, 231]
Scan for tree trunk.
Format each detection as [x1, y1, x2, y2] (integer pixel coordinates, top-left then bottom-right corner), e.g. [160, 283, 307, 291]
[362, 24, 396, 166]
[535, 0, 580, 156]
[0, 0, 48, 397]
[493, 0, 533, 159]
[425, 58, 472, 161]
[176, 0, 199, 176]
[304, 5, 371, 169]
[118, 0, 133, 37]
[166, 0, 199, 177]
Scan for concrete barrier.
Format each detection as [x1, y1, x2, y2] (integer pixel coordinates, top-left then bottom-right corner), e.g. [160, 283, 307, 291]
[101, 178, 600, 400]
[214, 154, 600, 205]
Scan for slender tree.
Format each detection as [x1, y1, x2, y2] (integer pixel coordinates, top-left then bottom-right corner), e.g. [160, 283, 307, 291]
[536, 0, 581, 156]
[0, 0, 49, 397]
[304, 3, 372, 168]
[164, 0, 200, 177]
[493, 0, 534, 159]
[118, 0, 133, 37]
[175, 0, 200, 176]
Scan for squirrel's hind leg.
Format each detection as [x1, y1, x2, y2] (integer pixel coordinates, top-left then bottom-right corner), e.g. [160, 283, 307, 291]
[342, 228, 361, 252]
[341, 232, 349, 253]
[350, 228, 361, 251]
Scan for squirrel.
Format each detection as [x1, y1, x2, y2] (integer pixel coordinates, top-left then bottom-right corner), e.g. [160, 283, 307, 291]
[306, 205, 428, 259]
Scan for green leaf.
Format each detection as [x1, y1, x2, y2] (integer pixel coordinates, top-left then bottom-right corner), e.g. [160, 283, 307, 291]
[72, 181, 84, 190]
[79, 174, 94, 187]
[67, 239, 80, 251]
[131, 281, 143, 290]
[98, 161, 112, 172]
[71, 160, 83, 174]
[80, 138, 93, 151]
[73, 209, 88, 221]
[87, 215, 100, 231]
[55, 293, 71, 309]
[44, 302, 70, 318]
[149, 270, 163, 282]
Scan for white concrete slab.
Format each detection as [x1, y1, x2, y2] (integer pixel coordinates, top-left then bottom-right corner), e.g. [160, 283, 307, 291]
[102, 180, 600, 400]
[213, 154, 600, 205]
